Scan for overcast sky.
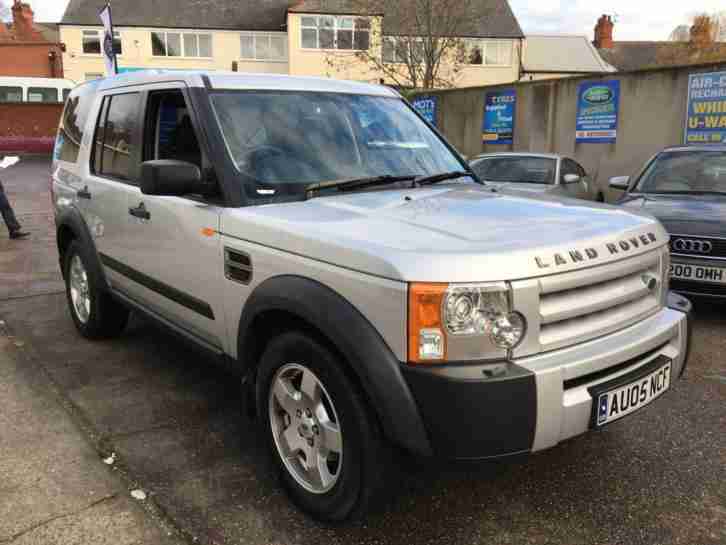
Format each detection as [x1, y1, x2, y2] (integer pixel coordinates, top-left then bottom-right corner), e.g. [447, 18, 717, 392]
[17, 0, 726, 41]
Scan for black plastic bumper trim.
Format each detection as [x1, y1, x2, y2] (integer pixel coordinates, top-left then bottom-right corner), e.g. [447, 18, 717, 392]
[401, 362, 536, 460]
[99, 253, 215, 320]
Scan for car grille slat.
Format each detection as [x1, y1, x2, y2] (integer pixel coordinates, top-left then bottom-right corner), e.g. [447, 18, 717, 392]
[540, 271, 652, 324]
[538, 250, 664, 352]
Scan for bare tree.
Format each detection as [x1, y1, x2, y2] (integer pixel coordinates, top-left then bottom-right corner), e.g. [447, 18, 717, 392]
[325, 0, 486, 89]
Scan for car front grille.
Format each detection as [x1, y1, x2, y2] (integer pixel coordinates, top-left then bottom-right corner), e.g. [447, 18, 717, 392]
[670, 234, 726, 260]
[536, 249, 665, 352]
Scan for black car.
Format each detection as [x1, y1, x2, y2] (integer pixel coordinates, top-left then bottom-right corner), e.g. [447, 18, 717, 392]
[614, 145, 726, 298]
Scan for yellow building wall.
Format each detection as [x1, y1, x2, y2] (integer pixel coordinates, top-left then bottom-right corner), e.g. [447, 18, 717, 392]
[286, 14, 384, 82]
[59, 26, 289, 84]
[60, 21, 520, 88]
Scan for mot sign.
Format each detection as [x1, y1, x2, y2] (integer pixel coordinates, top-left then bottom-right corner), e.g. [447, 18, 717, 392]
[685, 71, 726, 145]
[411, 96, 438, 127]
[576, 81, 620, 143]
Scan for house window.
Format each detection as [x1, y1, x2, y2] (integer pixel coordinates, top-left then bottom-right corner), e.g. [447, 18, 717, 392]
[240, 33, 287, 61]
[152, 32, 213, 58]
[28, 87, 59, 103]
[0, 86, 22, 103]
[300, 16, 370, 50]
[82, 29, 122, 55]
[383, 37, 424, 64]
[465, 40, 512, 66]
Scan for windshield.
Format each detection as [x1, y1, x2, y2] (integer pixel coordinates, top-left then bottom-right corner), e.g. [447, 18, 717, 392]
[471, 156, 556, 185]
[209, 91, 464, 198]
[636, 150, 726, 194]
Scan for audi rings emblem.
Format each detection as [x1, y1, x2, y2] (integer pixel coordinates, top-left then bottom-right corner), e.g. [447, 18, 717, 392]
[672, 239, 713, 254]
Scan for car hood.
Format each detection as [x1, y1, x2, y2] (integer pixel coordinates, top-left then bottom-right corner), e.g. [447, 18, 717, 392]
[620, 193, 726, 237]
[222, 185, 667, 282]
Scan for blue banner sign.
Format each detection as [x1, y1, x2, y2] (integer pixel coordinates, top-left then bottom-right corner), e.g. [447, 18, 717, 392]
[483, 89, 516, 144]
[411, 96, 438, 127]
[576, 81, 620, 143]
[685, 71, 726, 145]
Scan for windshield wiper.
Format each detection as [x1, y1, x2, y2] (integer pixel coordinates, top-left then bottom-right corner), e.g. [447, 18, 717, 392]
[304, 170, 474, 199]
[414, 171, 473, 186]
[305, 174, 417, 197]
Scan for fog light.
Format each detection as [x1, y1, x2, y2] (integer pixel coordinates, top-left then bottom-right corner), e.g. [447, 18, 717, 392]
[419, 328, 444, 360]
[490, 312, 526, 349]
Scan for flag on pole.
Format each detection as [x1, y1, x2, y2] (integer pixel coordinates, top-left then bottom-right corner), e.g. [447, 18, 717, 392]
[98, 2, 117, 76]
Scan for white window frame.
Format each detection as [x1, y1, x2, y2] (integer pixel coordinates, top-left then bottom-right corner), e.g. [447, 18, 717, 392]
[81, 29, 122, 56]
[239, 32, 288, 62]
[464, 39, 513, 67]
[382, 37, 426, 64]
[151, 31, 213, 59]
[300, 15, 370, 51]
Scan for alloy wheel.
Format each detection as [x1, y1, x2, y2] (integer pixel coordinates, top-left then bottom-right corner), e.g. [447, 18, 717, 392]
[268, 363, 343, 494]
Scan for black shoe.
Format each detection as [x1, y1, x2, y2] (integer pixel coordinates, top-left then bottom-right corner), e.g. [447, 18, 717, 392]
[9, 230, 29, 240]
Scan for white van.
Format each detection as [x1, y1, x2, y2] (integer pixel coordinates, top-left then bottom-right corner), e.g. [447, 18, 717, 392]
[0, 76, 75, 104]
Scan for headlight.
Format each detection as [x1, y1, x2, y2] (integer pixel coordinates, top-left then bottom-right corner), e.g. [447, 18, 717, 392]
[408, 282, 526, 364]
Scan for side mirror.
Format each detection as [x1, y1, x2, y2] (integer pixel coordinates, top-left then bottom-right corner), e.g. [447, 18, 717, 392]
[563, 173, 581, 184]
[609, 175, 631, 191]
[140, 160, 203, 196]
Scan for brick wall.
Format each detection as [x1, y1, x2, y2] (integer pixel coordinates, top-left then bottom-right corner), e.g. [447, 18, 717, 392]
[0, 102, 63, 154]
[0, 42, 64, 77]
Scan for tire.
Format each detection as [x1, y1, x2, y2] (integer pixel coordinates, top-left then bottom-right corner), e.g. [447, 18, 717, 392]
[256, 331, 386, 521]
[596, 193, 606, 203]
[64, 240, 129, 339]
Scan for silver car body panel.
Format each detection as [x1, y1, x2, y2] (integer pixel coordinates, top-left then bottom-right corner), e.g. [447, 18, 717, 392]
[217, 186, 667, 283]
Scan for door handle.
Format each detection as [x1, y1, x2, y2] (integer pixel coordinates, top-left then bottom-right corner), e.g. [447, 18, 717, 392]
[128, 202, 151, 220]
[76, 186, 92, 200]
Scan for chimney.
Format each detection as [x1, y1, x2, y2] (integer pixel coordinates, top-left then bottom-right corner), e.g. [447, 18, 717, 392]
[593, 14, 614, 50]
[11, 0, 42, 41]
[690, 15, 713, 48]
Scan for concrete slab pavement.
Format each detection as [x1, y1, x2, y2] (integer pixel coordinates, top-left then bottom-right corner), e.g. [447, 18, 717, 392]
[0, 156, 183, 545]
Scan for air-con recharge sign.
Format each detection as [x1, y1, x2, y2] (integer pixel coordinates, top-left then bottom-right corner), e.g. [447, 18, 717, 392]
[575, 81, 620, 143]
[685, 71, 726, 145]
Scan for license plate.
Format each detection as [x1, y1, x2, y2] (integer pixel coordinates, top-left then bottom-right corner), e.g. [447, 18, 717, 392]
[592, 359, 671, 427]
[670, 262, 726, 284]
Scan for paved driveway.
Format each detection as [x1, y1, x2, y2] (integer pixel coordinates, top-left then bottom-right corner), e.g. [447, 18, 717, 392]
[1, 157, 725, 545]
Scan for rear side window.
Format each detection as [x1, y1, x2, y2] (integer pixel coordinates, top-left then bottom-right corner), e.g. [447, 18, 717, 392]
[28, 87, 59, 103]
[57, 83, 97, 164]
[92, 92, 142, 182]
[0, 86, 22, 103]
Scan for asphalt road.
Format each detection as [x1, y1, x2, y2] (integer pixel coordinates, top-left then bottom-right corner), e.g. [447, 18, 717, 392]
[1, 157, 725, 545]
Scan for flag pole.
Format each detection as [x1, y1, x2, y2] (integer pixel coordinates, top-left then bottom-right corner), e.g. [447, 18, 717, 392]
[99, 1, 118, 75]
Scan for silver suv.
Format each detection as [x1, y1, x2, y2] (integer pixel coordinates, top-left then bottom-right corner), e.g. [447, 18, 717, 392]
[52, 71, 692, 521]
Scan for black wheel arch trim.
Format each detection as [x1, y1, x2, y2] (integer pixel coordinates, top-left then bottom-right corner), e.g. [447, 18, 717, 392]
[55, 206, 109, 290]
[237, 275, 433, 457]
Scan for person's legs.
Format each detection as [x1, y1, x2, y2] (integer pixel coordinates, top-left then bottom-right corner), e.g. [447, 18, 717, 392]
[0, 180, 26, 238]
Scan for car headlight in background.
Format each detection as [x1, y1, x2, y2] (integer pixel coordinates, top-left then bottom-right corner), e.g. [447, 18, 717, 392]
[408, 282, 526, 364]
[660, 247, 671, 306]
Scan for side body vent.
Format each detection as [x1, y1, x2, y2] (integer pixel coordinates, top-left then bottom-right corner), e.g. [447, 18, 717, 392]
[225, 248, 252, 285]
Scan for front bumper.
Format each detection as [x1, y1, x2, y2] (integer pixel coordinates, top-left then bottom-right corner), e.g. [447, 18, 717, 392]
[402, 297, 691, 459]
[670, 255, 726, 298]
